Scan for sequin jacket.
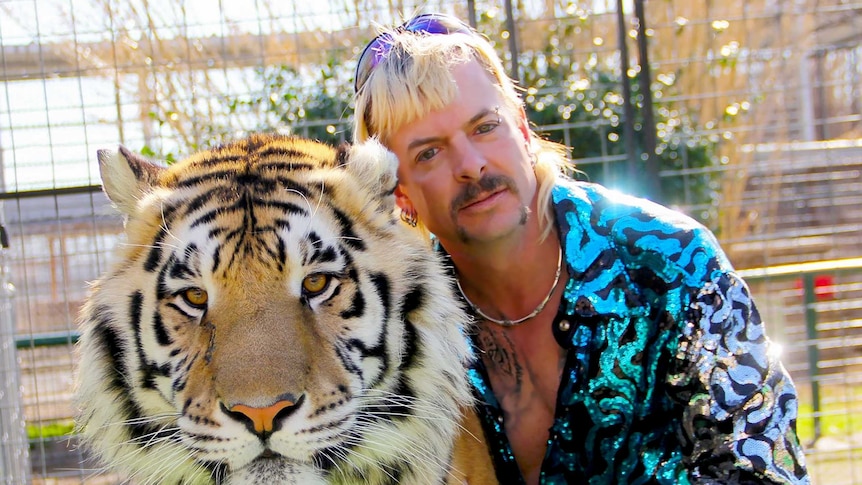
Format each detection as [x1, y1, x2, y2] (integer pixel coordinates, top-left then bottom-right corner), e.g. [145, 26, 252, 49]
[467, 180, 809, 484]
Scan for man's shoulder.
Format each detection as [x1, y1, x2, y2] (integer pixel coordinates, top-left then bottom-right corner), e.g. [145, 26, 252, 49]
[552, 179, 702, 231]
[552, 178, 732, 281]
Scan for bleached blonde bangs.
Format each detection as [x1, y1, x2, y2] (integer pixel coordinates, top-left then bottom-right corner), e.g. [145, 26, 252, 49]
[353, 32, 520, 145]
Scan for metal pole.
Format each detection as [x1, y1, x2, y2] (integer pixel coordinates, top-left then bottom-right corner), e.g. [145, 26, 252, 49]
[616, 0, 637, 192]
[503, 0, 520, 85]
[802, 273, 822, 442]
[466, 0, 477, 28]
[0, 223, 31, 485]
[633, 0, 661, 200]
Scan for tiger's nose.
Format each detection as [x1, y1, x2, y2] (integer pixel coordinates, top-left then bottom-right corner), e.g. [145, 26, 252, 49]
[225, 395, 304, 437]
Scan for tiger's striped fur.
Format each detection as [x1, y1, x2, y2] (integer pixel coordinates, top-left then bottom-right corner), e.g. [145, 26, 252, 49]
[74, 134, 494, 484]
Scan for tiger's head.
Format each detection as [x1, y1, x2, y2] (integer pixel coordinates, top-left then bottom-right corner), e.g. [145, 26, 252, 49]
[75, 134, 474, 484]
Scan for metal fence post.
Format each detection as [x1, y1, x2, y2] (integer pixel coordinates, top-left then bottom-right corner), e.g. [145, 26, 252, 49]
[802, 272, 821, 442]
[0, 223, 31, 485]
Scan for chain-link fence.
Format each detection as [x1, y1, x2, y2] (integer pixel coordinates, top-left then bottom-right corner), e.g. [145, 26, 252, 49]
[1, 1, 861, 483]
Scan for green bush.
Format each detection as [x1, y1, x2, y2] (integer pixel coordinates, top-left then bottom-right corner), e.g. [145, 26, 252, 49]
[27, 420, 75, 441]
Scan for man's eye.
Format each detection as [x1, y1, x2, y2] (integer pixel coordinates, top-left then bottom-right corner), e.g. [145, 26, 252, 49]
[416, 147, 439, 163]
[475, 121, 499, 135]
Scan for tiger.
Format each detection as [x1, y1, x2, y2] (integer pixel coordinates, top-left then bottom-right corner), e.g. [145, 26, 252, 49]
[74, 133, 497, 484]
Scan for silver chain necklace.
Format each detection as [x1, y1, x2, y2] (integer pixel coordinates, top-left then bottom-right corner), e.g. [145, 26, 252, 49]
[455, 246, 563, 327]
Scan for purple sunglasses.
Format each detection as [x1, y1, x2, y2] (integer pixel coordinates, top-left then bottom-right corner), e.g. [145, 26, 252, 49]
[353, 13, 474, 93]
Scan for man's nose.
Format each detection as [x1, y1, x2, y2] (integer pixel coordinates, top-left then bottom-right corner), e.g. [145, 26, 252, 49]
[451, 137, 486, 182]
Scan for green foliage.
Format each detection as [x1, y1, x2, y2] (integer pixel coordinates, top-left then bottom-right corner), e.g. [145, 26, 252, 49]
[27, 420, 75, 441]
[795, 384, 862, 445]
[517, 49, 720, 227]
[140, 144, 176, 164]
[140, 57, 354, 164]
[229, 58, 354, 146]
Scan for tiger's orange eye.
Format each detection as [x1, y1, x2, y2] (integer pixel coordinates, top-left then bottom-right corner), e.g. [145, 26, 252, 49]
[302, 274, 330, 296]
[183, 288, 208, 308]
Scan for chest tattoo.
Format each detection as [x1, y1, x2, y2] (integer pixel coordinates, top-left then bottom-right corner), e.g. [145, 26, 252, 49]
[476, 325, 524, 393]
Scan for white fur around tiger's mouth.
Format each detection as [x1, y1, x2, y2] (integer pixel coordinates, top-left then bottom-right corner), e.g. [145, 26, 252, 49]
[224, 453, 326, 485]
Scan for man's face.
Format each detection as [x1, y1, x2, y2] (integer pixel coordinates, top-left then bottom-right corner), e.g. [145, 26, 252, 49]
[386, 59, 537, 246]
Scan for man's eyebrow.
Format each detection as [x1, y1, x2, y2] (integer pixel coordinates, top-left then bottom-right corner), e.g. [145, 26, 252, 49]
[407, 135, 444, 151]
[405, 107, 500, 151]
[464, 107, 498, 127]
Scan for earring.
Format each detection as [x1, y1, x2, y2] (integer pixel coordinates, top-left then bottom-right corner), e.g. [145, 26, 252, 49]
[525, 141, 538, 167]
[400, 207, 418, 227]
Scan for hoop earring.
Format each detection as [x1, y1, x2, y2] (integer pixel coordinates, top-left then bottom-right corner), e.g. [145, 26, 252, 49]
[400, 208, 418, 227]
[529, 151, 538, 167]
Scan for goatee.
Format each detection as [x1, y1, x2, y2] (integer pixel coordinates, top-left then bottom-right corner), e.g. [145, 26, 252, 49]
[450, 174, 530, 242]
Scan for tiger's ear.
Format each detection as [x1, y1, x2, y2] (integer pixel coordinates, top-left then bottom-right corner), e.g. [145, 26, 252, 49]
[96, 146, 165, 216]
[337, 138, 399, 213]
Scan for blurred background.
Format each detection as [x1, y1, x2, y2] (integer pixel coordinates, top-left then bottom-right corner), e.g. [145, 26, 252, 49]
[0, 0, 860, 483]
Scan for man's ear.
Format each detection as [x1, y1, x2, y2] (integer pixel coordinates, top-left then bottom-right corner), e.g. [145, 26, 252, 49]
[394, 184, 414, 212]
[516, 105, 531, 143]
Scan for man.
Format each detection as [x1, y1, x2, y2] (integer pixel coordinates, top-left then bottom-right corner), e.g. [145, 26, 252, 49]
[352, 13, 808, 484]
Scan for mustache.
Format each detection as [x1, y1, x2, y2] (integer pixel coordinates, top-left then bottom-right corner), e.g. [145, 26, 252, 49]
[451, 174, 518, 212]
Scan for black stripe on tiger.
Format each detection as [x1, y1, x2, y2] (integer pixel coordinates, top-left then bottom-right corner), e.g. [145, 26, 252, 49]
[331, 207, 366, 251]
[168, 244, 200, 281]
[90, 306, 130, 396]
[186, 152, 244, 167]
[397, 292, 421, 373]
[234, 172, 277, 192]
[273, 176, 318, 199]
[174, 169, 252, 189]
[129, 291, 144, 337]
[255, 160, 316, 172]
[275, 236, 287, 269]
[92, 313, 167, 444]
[155, 257, 175, 300]
[304, 231, 322, 265]
[400, 285, 424, 316]
[153, 312, 173, 347]
[183, 187, 227, 217]
[126, 292, 164, 392]
[171, 352, 200, 394]
[305, 231, 339, 266]
[128, 290, 170, 390]
[342, 343, 387, 387]
[370, 272, 392, 323]
[210, 245, 221, 277]
[256, 146, 332, 166]
[189, 197, 309, 230]
[215, 228, 247, 272]
[357, 272, 393, 390]
[215, 229, 286, 273]
[334, 342, 363, 379]
[339, 268, 365, 320]
[388, 286, 424, 412]
[143, 229, 166, 273]
[364, 362, 415, 423]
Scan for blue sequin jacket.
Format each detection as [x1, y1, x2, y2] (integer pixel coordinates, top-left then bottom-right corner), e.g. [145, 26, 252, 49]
[466, 180, 809, 484]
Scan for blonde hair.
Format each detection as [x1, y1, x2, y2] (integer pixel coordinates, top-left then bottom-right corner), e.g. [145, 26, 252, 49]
[353, 27, 572, 240]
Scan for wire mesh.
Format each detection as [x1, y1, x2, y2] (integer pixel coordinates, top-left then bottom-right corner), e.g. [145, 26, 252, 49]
[0, 1, 860, 483]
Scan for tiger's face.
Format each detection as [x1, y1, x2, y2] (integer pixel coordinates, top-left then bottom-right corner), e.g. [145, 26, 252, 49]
[75, 135, 473, 484]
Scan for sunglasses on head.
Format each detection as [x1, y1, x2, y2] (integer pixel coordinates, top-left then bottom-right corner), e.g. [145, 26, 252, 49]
[353, 13, 474, 93]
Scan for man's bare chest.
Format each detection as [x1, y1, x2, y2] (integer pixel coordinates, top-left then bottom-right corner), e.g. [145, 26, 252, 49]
[475, 318, 566, 416]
